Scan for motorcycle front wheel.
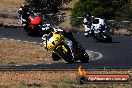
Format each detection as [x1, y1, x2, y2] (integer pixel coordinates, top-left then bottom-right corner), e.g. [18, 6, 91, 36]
[100, 31, 112, 42]
[79, 47, 89, 63]
[24, 26, 34, 36]
[55, 46, 74, 63]
[52, 52, 61, 61]
[94, 31, 112, 42]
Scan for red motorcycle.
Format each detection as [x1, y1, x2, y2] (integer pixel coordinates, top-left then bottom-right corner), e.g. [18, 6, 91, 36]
[23, 12, 44, 36]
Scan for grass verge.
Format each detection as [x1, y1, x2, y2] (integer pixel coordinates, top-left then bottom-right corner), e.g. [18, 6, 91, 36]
[0, 39, 52, 64]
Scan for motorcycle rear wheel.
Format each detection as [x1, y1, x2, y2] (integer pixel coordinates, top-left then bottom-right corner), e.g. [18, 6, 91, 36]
[77, 46, 89, 63]
[80, 52, 89, 63]
[24, 27, 33, 36]
[100, 31, 112, 42]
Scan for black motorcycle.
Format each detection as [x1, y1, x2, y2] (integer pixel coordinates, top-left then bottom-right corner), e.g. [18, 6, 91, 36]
[91, 24, 112, 42]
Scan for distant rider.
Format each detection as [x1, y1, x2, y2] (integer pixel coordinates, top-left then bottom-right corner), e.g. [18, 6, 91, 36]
[18, 2, 30, 26]
[92, 17, 109, 32]
[83, 12, 93, 37]
[83, 13, 109, 37]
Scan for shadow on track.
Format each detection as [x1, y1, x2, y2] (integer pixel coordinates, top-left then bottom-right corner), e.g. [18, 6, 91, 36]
[94, 40, 120, 44]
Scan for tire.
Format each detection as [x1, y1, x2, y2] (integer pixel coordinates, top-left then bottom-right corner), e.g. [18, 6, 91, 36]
[78, 46, 89, 63]
[94, 31, 112, 42]
[23, 26, 33, 36]
[101, 31, 112, 42]
[26, 30, 32, 36]
[93, 34, 101, 41]
[56, 46, 74, 63]
[80, 52, 89, 63]
[52, 52, 61, 61]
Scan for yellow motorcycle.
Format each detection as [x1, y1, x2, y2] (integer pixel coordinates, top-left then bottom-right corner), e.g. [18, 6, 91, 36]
[45, 31, 89, 63]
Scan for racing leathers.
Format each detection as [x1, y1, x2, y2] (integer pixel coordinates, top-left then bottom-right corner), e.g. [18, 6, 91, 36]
[92, 18, 109, 32]
[83, 15, 93, 37]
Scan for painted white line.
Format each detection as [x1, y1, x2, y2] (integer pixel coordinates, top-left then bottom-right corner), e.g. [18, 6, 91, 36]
[1, 38, 7, 40]
[0, 37, 42, 45]
[15, 64, 21, 66]
[94, 51, 103, 60]
[10, 39, 14, 41]
[16, 39, 21, 42]
[32, 42, 37, 44]
[39, 43, 42, 45]
[23, 41, 28, 43]
[86, 50, 103, 61]
[33, 64, 37, 65]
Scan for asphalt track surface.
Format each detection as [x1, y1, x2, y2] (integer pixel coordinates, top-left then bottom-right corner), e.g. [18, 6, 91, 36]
[0, 27, 132, 70]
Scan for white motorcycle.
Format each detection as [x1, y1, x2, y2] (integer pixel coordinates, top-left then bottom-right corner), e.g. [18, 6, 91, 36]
[85, 18, 112, 42]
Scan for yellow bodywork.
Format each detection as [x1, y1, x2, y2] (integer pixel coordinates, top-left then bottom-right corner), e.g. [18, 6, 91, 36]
[46, 32, 67, 52]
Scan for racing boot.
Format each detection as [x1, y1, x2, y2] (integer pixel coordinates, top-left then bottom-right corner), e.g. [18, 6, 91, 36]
[22, 19, 27, 26]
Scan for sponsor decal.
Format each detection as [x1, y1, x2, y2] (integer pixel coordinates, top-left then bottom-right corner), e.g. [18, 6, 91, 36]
[77, 66, 131, 84]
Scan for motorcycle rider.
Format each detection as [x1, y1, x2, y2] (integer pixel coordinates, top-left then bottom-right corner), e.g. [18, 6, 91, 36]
[92, 17, 109, 33]
[42, 26, 78, 57]
[83, 12, 94, 37]
[18, 2, 30, 26]
[83, 13, 109, 37]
